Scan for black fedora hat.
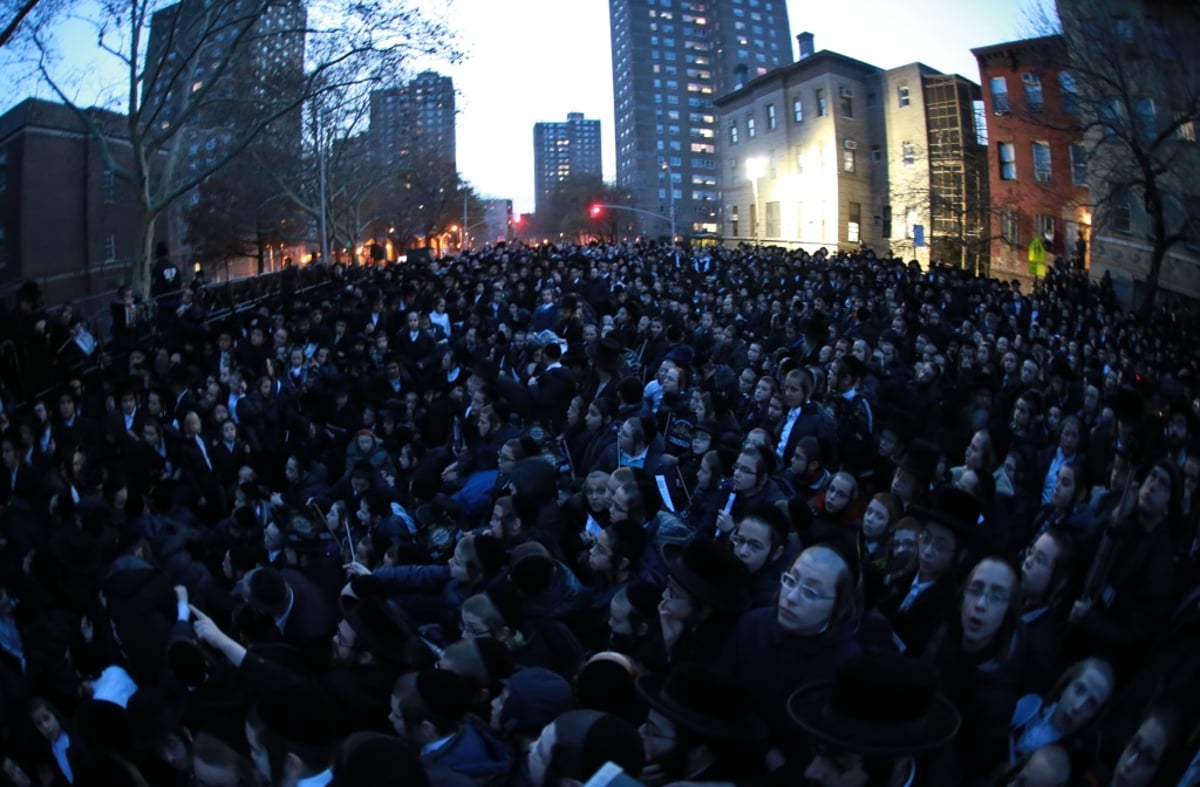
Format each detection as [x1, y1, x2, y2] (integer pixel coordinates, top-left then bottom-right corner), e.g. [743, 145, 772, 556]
[636, 663, 767, 743]
[911, 485, 980, 544]
[896, 437, 941, 480]
[660, 539, 750, 613]
[588, 337, 625, 371]
[787, 654, 960, 756]
[346, 596, 413, 668]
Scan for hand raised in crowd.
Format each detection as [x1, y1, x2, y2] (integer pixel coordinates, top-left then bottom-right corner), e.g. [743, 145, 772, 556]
[344, 561, 371, 577]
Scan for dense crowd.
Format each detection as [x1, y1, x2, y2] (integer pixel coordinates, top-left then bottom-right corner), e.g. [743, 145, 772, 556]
[0, 240, 1197, 787]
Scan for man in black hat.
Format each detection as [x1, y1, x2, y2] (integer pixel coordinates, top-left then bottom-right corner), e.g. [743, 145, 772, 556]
[788, 654, 961, 786]
[245, 684, 339, 787]
[636, 663, 768, 783]
[391, 668, 514, 786]
[876, 486, 978, 656]
[828, 356, 874, 481]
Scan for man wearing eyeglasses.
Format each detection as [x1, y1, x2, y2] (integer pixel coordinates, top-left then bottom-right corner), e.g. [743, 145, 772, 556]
[716, 545, 862, 745]
[714, 445, 787, 538]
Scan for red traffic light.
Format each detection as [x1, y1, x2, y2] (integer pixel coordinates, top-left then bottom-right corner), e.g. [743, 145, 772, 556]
[589, 204, 603, 218]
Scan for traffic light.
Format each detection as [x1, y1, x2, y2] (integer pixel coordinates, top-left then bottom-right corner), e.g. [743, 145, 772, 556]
[589, 203, 603, 218]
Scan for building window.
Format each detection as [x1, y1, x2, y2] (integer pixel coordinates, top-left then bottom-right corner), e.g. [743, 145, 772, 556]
[990, 76, 1009, 113]
[840, 88, 853, 118]
[730, 205, 739, 237]
[1185, 195, 1200, 248]
[747, 116, 756, 138]
[897, 85, 910, 108]
[1032, 141, 1051, 183]
[1177, 116, 1197, 143]
[792, 96, 803, 122]
[729, 121, 738, 144]
[1059, 71, 1078, 114]
[998, 142, 1016, 180]
[1100, 98, 1122, 139]
[871, 144, 882, 164]
[1022, 73, 1044, 112]
[102, 169, 115, 204]
[848, 201, 861, 243]
[766, 103, 776, 130]
[104, 232, 117, 262]
[902, 142, 915, 167]
[842, 146, 856, 174]
[1133, 97, 1156, 143]
[1035, 214, 1056, 245]
[1001, 210, 1019, 244]
[816, 88, 827, 117]
[1070, 143, 1088, 186]
[882, 205, 892, 238]
[1113, 16, 1134, 44]
[1110, 185, 1132, 233]
[765, 201, 780, 237]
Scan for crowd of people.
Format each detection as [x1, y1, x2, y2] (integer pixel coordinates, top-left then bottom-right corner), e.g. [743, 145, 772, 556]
[0, 240, 1197, 787]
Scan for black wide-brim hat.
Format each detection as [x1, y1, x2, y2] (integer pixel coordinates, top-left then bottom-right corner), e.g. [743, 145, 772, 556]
[636, 665, 767, 744]
[660, 540, 749, 613]
[787, 654, 960, 756]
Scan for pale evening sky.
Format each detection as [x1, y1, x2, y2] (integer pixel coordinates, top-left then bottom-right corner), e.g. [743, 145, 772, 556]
[1, 0, 1047, 214]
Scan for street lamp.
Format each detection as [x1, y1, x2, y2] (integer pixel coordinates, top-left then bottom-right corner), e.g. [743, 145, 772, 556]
[745, 156, 765, 246]
[661, 160, 676, 244]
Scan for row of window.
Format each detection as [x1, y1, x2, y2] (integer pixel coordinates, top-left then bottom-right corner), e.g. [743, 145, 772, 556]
[996, 140, 1089, 187]
[989, 72, 1076, 115]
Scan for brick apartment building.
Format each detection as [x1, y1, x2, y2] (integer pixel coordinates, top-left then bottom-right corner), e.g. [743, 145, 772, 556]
[972, 35, 1089, 286]
[0, 98, 168, 305]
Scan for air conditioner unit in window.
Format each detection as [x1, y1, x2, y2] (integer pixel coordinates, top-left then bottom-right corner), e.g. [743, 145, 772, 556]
[1021, 72, 1038, 85]
[844, 139, 857, 150]
[840, 87, 854, 98]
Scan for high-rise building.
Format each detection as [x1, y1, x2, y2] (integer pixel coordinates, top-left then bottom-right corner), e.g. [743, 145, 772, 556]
[972, 35, 1087, 286]
[533, 113, 603, 215]
[143, 0, 306, 261]
[609, 0, 794, 238]
[370, 71, 457, 173]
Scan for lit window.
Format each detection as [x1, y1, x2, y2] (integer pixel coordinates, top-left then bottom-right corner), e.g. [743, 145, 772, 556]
[815, 89, 827, 117]
[898, 85, 910, 108]
[792, 97, 803, 122]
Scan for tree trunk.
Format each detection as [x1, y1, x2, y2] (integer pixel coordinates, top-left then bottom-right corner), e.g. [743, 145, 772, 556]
[1138, 239, 1168, 319]
[135, 213, 156, 303]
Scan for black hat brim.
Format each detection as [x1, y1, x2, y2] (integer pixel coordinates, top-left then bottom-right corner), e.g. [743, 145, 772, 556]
[636, 674, 767, 744]
[660, 543, 749, 614]
[787, 681, 960, 756]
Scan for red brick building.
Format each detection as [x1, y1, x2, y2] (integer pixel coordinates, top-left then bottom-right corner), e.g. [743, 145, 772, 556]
[0, 98, 168, 306]
[972, 36, 1088, 285]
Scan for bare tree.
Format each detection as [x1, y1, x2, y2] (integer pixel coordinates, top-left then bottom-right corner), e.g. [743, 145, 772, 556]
[1048, 0, 1200, 312]
[31, 0, 459, 299]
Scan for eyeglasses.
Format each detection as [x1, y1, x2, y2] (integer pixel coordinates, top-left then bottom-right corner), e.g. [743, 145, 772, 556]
[732, 464, 758, 477]
[459, 619, 490, 637]
[731, 534, 768, 553]
[641, 718, 676, 741]
[964, 584, 1010, 607]
[918, 531, 954, 554]
[780, 572, 837, 602]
